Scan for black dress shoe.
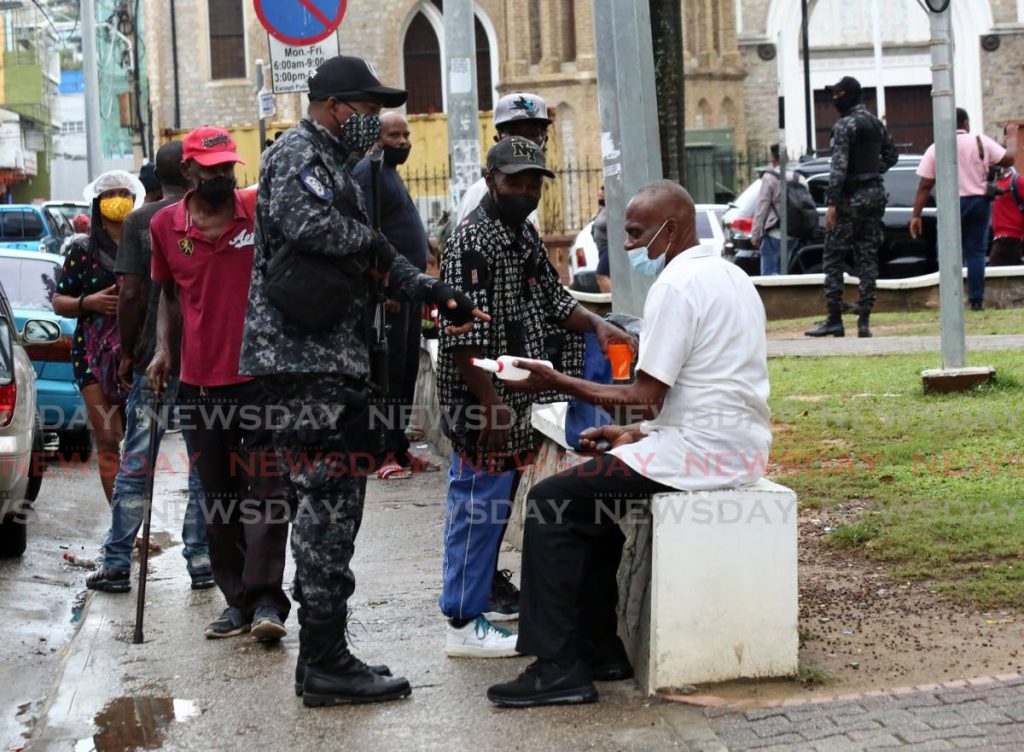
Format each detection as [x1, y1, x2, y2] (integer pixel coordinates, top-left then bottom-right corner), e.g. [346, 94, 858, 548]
[487, 659, 598, 708]
[189, 570, 215, 590]
[585, 637, 634, 681]
[86, 567, 131, 593]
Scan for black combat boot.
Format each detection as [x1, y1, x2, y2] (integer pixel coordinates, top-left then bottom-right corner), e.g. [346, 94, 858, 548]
[804, 306, 845, 337]
[294, 608, 391, 697]
[301, 615, 410, 707]
[857, 311, 871, 338]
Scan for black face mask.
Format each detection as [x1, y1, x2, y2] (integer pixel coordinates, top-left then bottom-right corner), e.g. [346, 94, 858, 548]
[382, 144, 412, 167]
[833, 93, 860, 116]
[493, 193, 539, 226]
[196, 175, 236, 206]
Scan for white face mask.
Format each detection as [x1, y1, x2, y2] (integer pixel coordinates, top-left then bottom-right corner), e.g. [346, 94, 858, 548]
[627, 220, 670, 277]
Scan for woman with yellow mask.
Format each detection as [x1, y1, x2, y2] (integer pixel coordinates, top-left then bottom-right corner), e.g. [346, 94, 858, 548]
[52, 169, 145, 505]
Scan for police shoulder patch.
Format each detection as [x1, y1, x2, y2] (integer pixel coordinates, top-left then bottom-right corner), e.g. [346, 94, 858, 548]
[298, 163, 334, 201]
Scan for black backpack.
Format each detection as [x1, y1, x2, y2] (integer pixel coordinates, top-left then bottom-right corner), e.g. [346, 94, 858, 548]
[772, 171, 820, 239]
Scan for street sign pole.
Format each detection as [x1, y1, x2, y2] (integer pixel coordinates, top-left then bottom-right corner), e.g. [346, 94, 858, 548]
[444, 0, 480, 208]
[257, 59, 268, 153]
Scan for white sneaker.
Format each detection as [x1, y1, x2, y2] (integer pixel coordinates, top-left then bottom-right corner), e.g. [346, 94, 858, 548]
[445, 615, 520, 658]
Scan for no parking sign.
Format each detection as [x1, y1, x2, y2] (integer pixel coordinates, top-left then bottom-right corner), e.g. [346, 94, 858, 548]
[256, 0, 346, 93]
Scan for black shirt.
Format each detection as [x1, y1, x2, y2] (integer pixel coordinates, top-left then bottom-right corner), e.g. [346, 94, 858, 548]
[353, 157, 428, 272]
[114, 195, 183, 374]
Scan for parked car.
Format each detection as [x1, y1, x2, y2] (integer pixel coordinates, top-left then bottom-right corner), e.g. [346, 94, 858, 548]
[568, 204, 728, 291]
[0, 204, 72, 256]
[0, 282, 62, 556]
[0, 250, 90, 460]
[42, 200, 89, 226]
[722, 155, 938, 277]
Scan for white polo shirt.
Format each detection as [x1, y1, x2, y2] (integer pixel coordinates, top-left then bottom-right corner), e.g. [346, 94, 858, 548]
[610, 244, 772, 490]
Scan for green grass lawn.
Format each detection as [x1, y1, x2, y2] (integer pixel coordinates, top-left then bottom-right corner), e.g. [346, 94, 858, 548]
[770, 349, 1024, 607]
[767, 308, 1024, 339]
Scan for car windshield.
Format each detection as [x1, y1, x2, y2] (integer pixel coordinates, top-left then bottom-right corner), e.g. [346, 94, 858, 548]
[0, 256, 60, 311]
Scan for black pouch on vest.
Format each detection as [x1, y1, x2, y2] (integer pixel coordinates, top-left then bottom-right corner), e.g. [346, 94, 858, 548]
[265, 245, 367, 333]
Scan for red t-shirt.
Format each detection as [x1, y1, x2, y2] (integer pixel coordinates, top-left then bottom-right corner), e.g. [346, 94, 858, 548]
[992, 173, 1024, 240]
[151, 190, 255, 387]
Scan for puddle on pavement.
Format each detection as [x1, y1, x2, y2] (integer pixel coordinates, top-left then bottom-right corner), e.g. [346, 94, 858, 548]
[73, 697, 200, 752]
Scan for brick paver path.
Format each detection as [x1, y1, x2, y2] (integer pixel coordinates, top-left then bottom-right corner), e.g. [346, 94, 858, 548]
[703, 673, 1024, 750]
[768, 334, 1024, 358]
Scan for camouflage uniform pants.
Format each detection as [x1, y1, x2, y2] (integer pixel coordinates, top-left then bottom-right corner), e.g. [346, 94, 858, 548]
[823, 184, 886, 311]
[263, 374, 372, 620]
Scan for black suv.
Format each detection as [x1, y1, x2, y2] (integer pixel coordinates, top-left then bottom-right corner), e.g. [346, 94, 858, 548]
[722, 155, 938, 278]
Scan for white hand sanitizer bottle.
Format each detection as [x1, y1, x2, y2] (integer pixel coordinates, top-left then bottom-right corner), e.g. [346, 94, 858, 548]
[471, 355, 553, 381]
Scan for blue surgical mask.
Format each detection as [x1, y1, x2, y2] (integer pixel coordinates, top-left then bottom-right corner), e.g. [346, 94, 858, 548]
[627, 220, 670, 277]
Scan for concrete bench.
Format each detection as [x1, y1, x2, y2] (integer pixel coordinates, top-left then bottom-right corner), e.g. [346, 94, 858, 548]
[618, 480, 799, 694]
[415, 361, 800, 694]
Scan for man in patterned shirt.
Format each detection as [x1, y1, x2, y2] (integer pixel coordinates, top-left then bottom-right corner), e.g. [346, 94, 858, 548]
[438, 137, 628, 658]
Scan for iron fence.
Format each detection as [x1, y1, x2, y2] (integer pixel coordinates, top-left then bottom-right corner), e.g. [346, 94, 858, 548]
[400, 153, 760, 239]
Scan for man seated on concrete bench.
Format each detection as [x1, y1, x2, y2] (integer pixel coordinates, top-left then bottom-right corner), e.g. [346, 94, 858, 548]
[486, 180, 772, 709]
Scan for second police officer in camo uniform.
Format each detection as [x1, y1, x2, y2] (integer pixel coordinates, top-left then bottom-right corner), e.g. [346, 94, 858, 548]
[239, 56, 481, 709]
[805, 76, 898, 339]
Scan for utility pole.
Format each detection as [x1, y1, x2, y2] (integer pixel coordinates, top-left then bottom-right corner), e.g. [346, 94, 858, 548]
[870, 0, 886, 123]
[928, 5, 964, 369]
[649, 0, 685, 183]
[81, 0, 103, 180]
[593, 0, 663, 316]
[800, 0, 813, 155]
[920, 1, 994, 392]
[444, 0, 480, 209]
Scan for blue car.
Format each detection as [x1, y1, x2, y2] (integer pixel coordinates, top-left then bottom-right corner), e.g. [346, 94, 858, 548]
[0, 205, 71, 255]
[0, 250, 90, 458]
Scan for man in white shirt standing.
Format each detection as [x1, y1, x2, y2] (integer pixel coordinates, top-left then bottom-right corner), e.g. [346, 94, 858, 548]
[486, 180, 772, 708]
[454, 92, 550, 226]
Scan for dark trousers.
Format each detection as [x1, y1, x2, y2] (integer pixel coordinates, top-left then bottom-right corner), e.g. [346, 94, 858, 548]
[961, 196, 992, 305]
[385, 302, 421, 463]
[516, 454, 673, 664]
[180, 381, 291, 619]
[989, 236, 1023, 267]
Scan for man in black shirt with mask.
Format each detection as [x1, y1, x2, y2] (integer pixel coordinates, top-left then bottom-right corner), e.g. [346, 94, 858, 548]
[353, 112, 433, 478]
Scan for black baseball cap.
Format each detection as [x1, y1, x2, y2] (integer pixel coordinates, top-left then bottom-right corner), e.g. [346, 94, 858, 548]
[486, 136, 555, 178]
[308, 55, 407, 107]
[825, 76, 862, 97]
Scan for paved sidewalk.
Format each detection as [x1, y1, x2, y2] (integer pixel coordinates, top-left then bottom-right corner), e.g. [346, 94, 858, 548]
[29, 438, 717, 751]
[768, 334, 1024, 358]
[700, 674, 1024, 751]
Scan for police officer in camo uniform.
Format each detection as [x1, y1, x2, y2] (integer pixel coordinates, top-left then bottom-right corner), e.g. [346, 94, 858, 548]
[239, 55, 483, 709]
[806, 76, 898, 339]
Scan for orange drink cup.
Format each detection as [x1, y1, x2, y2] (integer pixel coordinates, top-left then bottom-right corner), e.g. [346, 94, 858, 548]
[607, 342, 633, 382]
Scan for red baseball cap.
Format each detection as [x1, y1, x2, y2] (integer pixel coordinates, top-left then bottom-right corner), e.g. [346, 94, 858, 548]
[182, 126, 245, 167]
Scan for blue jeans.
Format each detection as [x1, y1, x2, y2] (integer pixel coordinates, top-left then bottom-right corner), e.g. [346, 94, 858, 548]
[960, 196, 991, 305]
[102, 375, 210, 574]
[760, 235, 795, 276]
[439, 454, 519, 620]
